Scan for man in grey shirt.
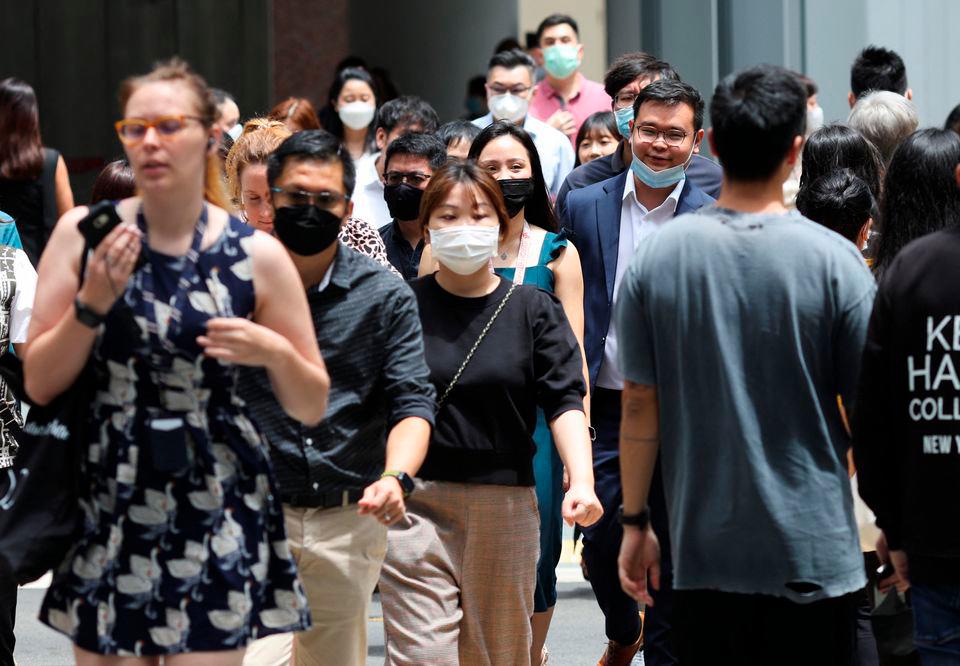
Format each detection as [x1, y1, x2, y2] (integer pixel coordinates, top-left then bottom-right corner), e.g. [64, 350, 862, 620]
[615, 65, 876, 664]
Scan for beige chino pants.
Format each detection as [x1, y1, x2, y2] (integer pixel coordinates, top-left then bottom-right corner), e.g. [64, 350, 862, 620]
[243, 503, 387, 666]
[379, 480, 540, 666]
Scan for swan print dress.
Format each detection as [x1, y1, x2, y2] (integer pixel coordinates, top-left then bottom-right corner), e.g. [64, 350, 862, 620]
[39, 213, 310, 655]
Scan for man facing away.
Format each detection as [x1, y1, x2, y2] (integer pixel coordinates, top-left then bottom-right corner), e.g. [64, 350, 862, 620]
[240, 130, 435, 666]
[616, 64, 877, 666]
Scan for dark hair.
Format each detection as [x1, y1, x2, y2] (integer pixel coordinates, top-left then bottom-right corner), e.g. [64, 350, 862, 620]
[495, 37, 522, 54]
[574, 111, 620, 167]
[488, 49, 537, 78]
[710, 64, 807, 182]
[468, 121, 558, 232]
[799, 124, 884, 200]
[874, 128, 960, 276]
[437, 120, 481, 150]
[266, 129, 356, 198]
[0, 77, 44, 180]
[851, 46, 908, 99]
[632, 79, 704, 131]
[794, 73, 818, 98]
[796, 169, 875, 244]
[324, 67, 379, 152]
[536, 13, 579, 42]
[418, 160, 510, 237]
[268, 97, 322, 131]
[384, 132, 448, 173]
[210, 88, 234, 107]
[945, 103, 960, 135]
[604, 53, 679, 99]
[375, 95, 439, 135]
[90, 159, 136, 204]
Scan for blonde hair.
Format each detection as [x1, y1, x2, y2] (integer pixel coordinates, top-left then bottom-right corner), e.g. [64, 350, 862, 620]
[224, 118, 291, 206]
[118, 57, 230, 209]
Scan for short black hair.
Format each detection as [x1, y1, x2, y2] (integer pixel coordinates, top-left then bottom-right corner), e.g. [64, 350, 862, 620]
[851, 46, 908, 99]
[384, 132, 448, 173]
[632, 79, 704, 131]
[266, 129, 356, 198]
[536, 14, 579, 42]
[375, 95, 439, 135]
[945, 102, 960, 135]
[210, 88, 234, 106]
[796, 169, 876, 244]
[710, 64, 807, 182]
[488, 48, 537, 76]
[437, 120, 481, 149]
[603, 52, 679, 99]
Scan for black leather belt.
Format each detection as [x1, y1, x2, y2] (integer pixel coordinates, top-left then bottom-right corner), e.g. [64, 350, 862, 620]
[281, 489, 364, 508]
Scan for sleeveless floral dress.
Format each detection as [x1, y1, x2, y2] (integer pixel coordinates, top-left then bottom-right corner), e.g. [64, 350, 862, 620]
[39, 215, 310, 656]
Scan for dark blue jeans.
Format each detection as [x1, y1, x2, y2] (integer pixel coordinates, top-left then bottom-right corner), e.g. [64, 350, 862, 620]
[911, 583, 960, 665]
[582, 388, 676, 665]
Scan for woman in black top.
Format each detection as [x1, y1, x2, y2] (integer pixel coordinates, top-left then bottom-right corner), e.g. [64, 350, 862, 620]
[378, 161, 601, 665]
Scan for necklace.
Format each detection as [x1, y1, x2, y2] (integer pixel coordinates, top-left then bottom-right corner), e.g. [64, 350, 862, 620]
[499, 222, 530, 260]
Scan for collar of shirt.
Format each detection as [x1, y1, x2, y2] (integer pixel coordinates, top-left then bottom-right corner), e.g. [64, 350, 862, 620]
[622, 169, 685, 217]
[313, 242, 360, 295]
[536, 73, 584, 103]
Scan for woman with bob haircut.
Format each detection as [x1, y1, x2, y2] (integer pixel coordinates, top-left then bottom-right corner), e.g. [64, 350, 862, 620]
[27, 57, 329, 664]
[379, 159, 601, 665]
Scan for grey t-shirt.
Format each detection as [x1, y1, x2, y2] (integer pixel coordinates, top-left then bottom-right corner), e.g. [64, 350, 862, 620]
[616, 207, 876, 602]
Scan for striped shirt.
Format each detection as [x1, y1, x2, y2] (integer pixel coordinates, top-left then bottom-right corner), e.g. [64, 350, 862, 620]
[238, 243, 436, 495]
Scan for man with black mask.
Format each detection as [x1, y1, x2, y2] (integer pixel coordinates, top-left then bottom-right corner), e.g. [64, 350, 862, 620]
[378, 132, 448, 279]
[239, 130, 436, 666]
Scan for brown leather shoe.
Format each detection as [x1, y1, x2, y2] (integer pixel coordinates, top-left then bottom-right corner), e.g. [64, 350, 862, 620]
[596, 634, 642, 666]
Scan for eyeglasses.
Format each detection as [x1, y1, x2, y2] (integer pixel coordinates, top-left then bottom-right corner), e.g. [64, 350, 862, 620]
[635, 125, 689, 147]
[614, 92, 639, 109]
[384, 171, 431, 187]
[486, 84, 531, 96]
[269, 187, 349, 209]
[115, 115, 205, 144]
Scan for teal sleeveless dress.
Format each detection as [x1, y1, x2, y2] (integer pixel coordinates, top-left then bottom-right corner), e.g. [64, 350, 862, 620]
[495, 230, 569, 612]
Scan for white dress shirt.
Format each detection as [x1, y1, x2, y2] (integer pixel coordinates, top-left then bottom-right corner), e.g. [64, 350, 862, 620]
[350, 152, 392, 231]
[472, 113, 575, 197]
[596, 174, 685, 390]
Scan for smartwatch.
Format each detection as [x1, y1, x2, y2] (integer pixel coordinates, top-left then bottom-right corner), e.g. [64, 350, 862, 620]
[74, 298, 106, 329]
[381, 470, 415, 497]
[617, 504, 650, 529]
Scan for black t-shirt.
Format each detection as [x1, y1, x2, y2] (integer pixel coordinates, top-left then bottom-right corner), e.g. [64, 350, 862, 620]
[411, 275, 585, 486]
[852, 227, 960, 583]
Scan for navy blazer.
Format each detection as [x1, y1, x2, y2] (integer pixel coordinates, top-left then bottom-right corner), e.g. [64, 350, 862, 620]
[561, 170, 715, 389]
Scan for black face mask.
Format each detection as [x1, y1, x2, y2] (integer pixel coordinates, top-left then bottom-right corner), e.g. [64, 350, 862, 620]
[383, 183, 424, 222]
[498, 178, 535, 218]
[273, 205, 342, 256]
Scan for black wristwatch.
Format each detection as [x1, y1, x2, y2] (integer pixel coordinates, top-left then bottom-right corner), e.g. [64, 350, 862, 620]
[74, 298, 106, 329]
[618, 504, 650, 529]
[381, 471, 415, 497]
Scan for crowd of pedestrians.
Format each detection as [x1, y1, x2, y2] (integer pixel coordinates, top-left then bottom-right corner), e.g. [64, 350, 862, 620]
[1, 11, 960, 666]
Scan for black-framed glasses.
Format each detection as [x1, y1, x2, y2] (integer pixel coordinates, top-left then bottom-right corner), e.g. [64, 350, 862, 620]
[115, 115, 205, 144]
[384, 171, 431, 187]
[635, 125, 689, 147]
[269, 187, 349, 209]
[614, 92, 639, 109]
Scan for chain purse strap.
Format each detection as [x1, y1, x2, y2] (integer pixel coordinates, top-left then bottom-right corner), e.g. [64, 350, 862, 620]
[436, 282, 518, 409]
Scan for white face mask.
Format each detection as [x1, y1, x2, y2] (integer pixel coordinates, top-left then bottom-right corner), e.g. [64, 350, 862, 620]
[429, 225, 499, 275]
[488, 94, 528, 123]
[806, 105, 824, 136]
[338, 101, 376, 130]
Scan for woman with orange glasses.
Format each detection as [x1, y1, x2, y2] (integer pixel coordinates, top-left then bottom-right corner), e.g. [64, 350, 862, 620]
[25, 58, 328, 665]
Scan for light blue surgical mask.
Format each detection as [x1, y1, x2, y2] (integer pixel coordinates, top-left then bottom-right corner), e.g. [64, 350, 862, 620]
[630, 143, 696, 189]
[615, 106, 633, 140]
[543, 44, 580, 79]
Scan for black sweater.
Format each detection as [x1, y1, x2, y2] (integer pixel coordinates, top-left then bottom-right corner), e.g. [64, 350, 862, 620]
[411, 275, 585, 486]
[852, 228, 960, 583]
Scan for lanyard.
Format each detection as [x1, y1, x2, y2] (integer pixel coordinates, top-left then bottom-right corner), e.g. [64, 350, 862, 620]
[512, 222, 531, 285]
[135, 204, 208, 367]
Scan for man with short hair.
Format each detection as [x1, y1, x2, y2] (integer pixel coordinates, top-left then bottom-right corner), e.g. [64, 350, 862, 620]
[240, 129, 435, 666]
[849, 45, 912, 107]
[377, 132, 447, 279]
[472, 49, 575, 197]
[211, 87, 240, 138]
[848, 90, 919, 165]
[564, 78, 714, 666]
[528, 13, 612, 144]
[352, 96, 440, 230]
[556, 53, 722, 219]
[617, 64, 875, 665]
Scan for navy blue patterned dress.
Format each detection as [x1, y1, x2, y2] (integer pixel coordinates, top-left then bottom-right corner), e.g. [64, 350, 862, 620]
[39, 215, 311, 655]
